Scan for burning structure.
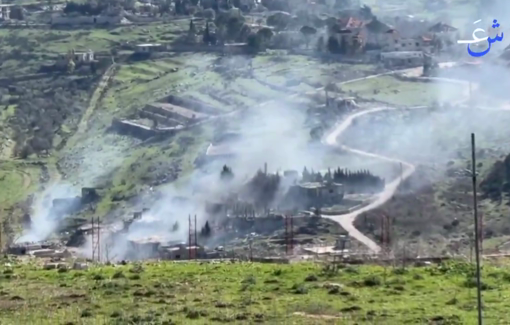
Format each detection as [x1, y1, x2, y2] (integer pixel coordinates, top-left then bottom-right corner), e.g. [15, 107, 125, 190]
[51, 187, 100, 218]
[286, 181, 344, 209]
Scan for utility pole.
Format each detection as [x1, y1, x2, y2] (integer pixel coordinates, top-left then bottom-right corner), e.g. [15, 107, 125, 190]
[471, 133, 483, 325]
[479, 212, 484, 256]
[194, 215, 197, 260]
[91, 217, 95, 261]
[249, 237, 253, 261]
[188, 215, 192, 260]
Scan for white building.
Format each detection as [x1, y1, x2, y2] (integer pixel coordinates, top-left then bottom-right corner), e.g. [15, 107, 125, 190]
[73, 50, 94, 63]
[380, 51, 424, 67]
[135, 43, 162, 53]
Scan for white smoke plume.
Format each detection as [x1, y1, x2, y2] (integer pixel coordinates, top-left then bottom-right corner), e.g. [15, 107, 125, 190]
[16, 183, 76, 243]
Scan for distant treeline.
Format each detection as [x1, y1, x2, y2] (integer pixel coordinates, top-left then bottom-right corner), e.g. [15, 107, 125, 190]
[222, 165, 385, 210]
[302, 167, 385, 193]
[245, 169, 281, 210]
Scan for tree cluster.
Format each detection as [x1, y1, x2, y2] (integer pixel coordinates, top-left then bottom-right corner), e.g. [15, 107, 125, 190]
[302, 167, 385, 192]
[200, 221, 212, 237]
[63, 2, 107, 16]
[220, 164, 234, 181]
[10, 77, 95, 158]
[480, 154, 510, 202]
[245, 169, 281, 209]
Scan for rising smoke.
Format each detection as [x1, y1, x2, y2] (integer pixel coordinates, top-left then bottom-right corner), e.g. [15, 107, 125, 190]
[16, 183, 76, 243]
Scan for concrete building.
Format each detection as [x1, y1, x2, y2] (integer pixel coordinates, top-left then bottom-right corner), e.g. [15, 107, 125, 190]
[160, 245, 206, 260]
[286, 181, 344, 209]
[73, 50, 94, 63]
[144, 103, 209, 125]
[0, 5, 12, 20]
[135, 43, 162, 54]
[111, 118, 158, 140]
[56, 50, 95, 68]
[384, 36, 431, 52]
[128, 236, 208, 260]
[330, 16, 367, 54]
[428, 22, 458, 43]
[380, 51, 424, 68]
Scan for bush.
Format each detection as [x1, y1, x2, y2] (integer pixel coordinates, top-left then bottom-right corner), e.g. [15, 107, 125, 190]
[112, 271, 125, 279]
[363, 276, 381, 287]
[304, 274, 318, 282]
[291, 283, 308, 294]
[463, 277, 491, 290]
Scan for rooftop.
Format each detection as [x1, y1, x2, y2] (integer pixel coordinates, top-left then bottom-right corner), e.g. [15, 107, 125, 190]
[381, 51, 424, 58]
[299, 182, 324, 189]
[136, 43, 161, 47]
[206, 143, 236, 156]
[117, 119, 153, 131]
[428, 22, 457, 33]
[147, 103, 209, 120]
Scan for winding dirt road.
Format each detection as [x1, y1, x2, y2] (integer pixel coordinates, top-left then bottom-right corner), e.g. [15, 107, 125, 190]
[205, 62, 465, 253]
[319, 63, 465, 254]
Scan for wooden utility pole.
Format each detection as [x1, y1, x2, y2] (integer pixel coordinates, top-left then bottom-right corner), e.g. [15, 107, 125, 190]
[471, 133, 483, 325]
[479, 212, 484, 256]
[194, 215, 197, 260]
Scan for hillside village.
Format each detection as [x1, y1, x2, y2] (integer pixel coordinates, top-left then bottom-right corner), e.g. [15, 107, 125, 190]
[3, 0, 510, 323]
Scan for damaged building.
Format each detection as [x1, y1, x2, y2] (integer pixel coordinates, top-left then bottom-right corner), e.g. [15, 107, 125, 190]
[127, 236, 213, 260]
[285, 181, 344, 210]
[51, 187, 100, 218]
[112, 94, 222, 139]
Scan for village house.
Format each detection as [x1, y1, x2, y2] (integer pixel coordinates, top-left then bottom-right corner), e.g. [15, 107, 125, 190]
[0, 4, 11, 20]
[55, 49, 94, 68]
[329, 17, 366, 54]
[144, 103, 209, 125]
[380, 51, 424, 68]
[135, 43, 163, 54]
[285, 181, 344, 209]
[363, 18, 394, 49]
[428, 22, 458, 45]
[383, 34, 432, 52]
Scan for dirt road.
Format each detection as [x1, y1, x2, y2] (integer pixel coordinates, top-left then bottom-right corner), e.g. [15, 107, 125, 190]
[319, 63, 462, 253]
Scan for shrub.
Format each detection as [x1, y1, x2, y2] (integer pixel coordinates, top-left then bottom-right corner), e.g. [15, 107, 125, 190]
[363, 276, 381, 287]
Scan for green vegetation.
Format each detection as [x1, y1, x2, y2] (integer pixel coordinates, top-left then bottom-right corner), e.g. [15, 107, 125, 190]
[0, 260, 509, 324]
[340, 76, 466, 106]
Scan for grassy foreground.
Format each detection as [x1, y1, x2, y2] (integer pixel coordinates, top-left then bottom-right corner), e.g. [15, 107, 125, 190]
[1, 259, 509, 324]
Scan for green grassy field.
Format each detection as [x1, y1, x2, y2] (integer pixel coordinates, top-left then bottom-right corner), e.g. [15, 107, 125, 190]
[339, 76, 466, 106]
[0, 162, 39, 207]
[0, 259, 508, 324]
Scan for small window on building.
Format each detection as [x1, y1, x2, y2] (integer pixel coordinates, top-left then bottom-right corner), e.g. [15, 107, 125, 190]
[395, 40, 398, 43]
[415, 42, 419, 46]
[329, 189, 334, 193]
[408, 59, 412, 63]
[175, 255, 180, 259]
